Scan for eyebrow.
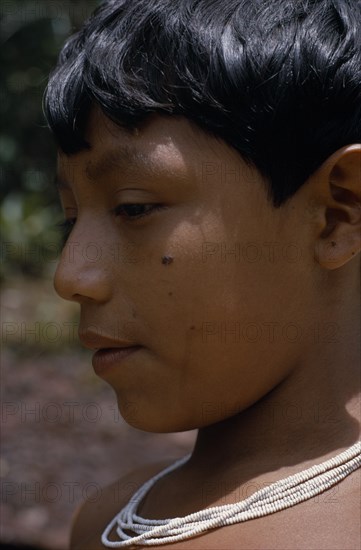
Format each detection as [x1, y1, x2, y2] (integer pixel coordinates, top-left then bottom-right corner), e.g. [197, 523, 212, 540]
[55, 145, 185, 190]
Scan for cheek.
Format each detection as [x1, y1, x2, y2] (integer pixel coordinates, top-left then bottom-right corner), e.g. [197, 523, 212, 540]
[119, 265, 262, 425]
[110, 217, 302, 430]
[128, 217, 281, 375]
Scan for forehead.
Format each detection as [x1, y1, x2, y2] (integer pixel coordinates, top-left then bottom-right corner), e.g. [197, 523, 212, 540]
[56, 107, 253, 188]
[57, 109, 198, 182]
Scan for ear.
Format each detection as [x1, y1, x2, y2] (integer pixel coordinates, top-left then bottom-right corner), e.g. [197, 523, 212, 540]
[311, 144, 361, 270]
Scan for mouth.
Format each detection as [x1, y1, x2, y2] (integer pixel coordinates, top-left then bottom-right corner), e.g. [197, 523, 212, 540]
[92, 346, 142, 375]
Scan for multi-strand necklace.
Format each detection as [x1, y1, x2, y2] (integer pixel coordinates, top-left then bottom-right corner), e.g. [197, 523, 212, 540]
[101, 440, 361, 547]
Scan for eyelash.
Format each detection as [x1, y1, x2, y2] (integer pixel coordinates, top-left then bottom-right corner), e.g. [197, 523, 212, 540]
[56, 203, 166, 244]
[112, 203, 166, 219]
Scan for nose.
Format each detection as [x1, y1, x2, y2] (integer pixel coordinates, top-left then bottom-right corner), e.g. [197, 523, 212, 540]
[54, 235, 112, 304]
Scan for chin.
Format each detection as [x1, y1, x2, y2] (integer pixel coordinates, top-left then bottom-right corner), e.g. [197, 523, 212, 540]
[116, 397, 199, 433]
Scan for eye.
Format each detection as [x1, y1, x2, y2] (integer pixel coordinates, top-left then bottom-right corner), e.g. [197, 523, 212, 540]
[56, 218, 76, 247]
[55, 205, 165, 248]
[113, 203, 166, 221]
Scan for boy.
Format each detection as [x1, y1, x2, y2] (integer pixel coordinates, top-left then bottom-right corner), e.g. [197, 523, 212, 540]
[44, 0, 360, 548]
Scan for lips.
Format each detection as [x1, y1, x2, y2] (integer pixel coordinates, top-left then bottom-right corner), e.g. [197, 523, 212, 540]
[92, 346, 142, 374]
[78, 329, 138, 351]
[78, 328, 142, 375]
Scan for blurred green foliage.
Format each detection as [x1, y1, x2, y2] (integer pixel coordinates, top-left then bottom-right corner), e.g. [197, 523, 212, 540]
[0, 0, 100, 279]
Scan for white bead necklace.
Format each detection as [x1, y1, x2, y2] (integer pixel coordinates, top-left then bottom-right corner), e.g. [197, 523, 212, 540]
[101, 441, 361, 547]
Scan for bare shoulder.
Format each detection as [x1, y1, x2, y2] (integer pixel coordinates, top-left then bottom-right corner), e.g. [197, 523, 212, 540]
[70, 458, 175, 550]
[70, 462, 361, 550]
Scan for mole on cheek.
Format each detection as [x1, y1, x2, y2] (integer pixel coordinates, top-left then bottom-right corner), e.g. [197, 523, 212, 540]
[168, 292, 173, 296]
[161, 256, 174, 265]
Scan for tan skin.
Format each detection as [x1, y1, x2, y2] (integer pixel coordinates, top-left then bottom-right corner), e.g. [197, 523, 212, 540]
[55, 108, 361, 549]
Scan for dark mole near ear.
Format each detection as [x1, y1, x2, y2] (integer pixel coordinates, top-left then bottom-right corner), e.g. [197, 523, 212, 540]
[162, 256, 174, 265]
[168, 291, 173, 296]
[190, 325, 195, 330]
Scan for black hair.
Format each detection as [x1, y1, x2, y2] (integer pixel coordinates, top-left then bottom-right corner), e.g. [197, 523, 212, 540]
[43, 0, 361, 206]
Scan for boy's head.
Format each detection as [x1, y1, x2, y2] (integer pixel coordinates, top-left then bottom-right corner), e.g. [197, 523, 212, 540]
[45, 0, 360, 433]
[44, 0, 360, 207]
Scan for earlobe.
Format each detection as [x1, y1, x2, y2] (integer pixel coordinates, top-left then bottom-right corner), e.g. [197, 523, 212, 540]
[313, 145, 361, 270]
[315, 231, 360, 270]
